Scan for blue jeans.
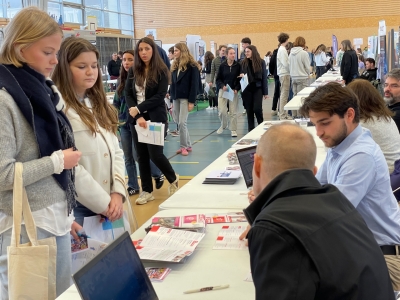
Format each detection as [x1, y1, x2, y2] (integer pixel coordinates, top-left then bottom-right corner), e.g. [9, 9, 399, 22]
[0, 226, 71, 299]
[119, 125, 161, 190]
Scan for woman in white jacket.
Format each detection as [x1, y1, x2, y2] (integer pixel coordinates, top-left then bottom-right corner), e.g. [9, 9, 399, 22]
[314, 44, 330, 79]
[53, 37, 126, 226]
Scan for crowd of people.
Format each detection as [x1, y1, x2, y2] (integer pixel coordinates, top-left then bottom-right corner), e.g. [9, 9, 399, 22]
[2, 5, 400, 300]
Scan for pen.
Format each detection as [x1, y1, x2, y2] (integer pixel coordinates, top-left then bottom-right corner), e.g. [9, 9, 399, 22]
[183, 284, 229, 294]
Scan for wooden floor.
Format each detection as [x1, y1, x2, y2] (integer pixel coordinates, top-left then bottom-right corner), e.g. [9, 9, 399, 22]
[128, 179, 190, 227]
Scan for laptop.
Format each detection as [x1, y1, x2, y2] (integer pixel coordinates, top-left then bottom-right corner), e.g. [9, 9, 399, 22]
[72, 231, 158, 300]
[236, 145, 257, 188]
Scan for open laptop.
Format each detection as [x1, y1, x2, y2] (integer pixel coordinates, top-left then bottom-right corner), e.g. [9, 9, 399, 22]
[236, 145, 257, 188]
[72, 231, 158, 300]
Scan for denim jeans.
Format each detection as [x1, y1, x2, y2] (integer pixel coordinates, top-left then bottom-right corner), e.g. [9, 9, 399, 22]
[119, 125, 161, 190]
[173, 99, 192, 149]
[0, 226, 71, 299]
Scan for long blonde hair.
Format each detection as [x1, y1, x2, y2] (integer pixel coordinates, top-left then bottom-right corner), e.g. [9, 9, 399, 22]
[0, 7, 62, 67]
[52, 37, 118, 135]
[171, 43, 198, 72]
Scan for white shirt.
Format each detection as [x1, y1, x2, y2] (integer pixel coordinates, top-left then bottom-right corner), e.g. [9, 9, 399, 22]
[135, 80, 146, 105]
[277, 46, 289, 76]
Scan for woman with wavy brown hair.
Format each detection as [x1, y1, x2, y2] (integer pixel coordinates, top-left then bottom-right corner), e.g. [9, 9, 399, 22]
[170, 43, 201, 155]
[53, 37, 126, 225]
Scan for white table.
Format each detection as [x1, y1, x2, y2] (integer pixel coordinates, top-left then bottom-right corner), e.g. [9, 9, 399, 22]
[57, 209, 255, 300]
[296, 86, 316, 96]
[283, 95, 305, 111]
[159, 122, 326, 211]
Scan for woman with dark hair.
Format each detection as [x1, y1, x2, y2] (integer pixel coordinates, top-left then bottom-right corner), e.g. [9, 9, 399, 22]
[113, 50, 164, 197]
[347, 79, 400, 173]
[340, 39, 359, 85]
[170, 43, 201, 155]
[240, 45, 268, 131]
[126, 37, 179, 204]
[203, 51, 217, 108]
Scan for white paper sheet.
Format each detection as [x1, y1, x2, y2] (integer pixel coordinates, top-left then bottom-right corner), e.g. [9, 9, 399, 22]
[135, 121, 165, 146]
[213, 225, 248, 250]
[240, 74, 249, 92]
[204, 84, 210, 94]
[83, 213, 130, 244]
[222, 84, 234, 102]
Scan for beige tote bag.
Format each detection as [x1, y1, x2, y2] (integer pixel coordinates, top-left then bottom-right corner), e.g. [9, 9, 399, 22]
[115, 173, 138, 234]
[7, 163, 57, 300]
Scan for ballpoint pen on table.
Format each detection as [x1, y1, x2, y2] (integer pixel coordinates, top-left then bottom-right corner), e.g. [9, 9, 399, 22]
[183, 284, 230, 294]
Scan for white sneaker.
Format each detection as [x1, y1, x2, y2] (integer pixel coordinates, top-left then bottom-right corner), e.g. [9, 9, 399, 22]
[231, 131, 237, 137]
[168, 174, 179, 196]
[271, 110, 277, 116]
[217, 126, 224, 134]
[135, 191, 154, 205]
[242, 110, 246, 114]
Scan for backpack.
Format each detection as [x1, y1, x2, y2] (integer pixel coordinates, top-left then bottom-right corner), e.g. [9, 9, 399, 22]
[269, 49, 278, 76]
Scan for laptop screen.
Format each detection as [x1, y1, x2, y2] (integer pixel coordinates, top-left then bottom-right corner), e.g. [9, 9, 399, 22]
[73, 231, 158, 300]
[236, 145, 257, 188]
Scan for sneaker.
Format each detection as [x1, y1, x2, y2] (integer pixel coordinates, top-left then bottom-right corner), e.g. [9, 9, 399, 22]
[186, 147, 192, 152]
[242, 110, 246, 114]
[170, 130, 180, 137]
[135, 191, 155, 205]
[181, 148, 188, 156]
[271, 110, 277, 116]
[176, 148, 183, 154]
[127, 187, 139, 196]
[217, 126, 224, 134]
[154, 174, 164, 189]
[168, 174, 179, 196]
[231, 131, 237, 137]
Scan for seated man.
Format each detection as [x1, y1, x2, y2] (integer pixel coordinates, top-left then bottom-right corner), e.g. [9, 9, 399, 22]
[242, 123, 393, 300]
[384, 68, 400, 133]
[359, 58, 378, 81]
[300, 82, 400, 291]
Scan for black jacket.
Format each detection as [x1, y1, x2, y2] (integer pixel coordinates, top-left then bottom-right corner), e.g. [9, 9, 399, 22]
[340, 50, 359, 84]
[241, 59, 268, 95]
[216, 60, 241, 91]
[170, 64, 201, 103]
[269, 48, 278, 76]
[243, 169, 394, 300]
[124, 68, 168, 124]
[360, 67, 378, 81]
[156, 45, 171, 70]
[202, 61, 211, 74]
[107, 59, 121, 77]
[389, 102, 400, 133]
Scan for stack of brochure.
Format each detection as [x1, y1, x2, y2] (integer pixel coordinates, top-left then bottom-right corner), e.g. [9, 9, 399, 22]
[203, 170, 242, 185]
[145, 214, 207, 233]
[232, 138, 259, 149]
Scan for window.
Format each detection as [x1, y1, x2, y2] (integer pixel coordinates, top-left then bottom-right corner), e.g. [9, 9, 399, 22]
[63, 5, 83, 24]
[103, 11, 119, 29]
[7, 0, 23, 18]
[48, 2, 62, 23]
[120, 14, 132, 31]
[85, 8, 103, 27]
[64, 0, 82, 4]
[102, 0, 118, 12]
[119, 0, 132, 15]
[84, 0, 101, 9]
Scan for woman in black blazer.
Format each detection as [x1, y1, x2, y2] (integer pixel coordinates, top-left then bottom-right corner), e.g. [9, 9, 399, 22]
[340, 40, 359, 85]
[169, 43, 201, 156]
[125, 37, 179, 204]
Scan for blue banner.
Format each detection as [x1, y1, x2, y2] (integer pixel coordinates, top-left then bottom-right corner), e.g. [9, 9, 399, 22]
[332, 35, 338, 57]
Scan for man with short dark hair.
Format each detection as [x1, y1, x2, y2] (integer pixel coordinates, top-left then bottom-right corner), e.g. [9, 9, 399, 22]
[277, 32, 291, 120]
[107, 52, 121, 80]
[384, 69, 400, 133]
[239, 37, 251, 61]
[300, 82, 400, 291]
[243, 123, 394, 300]
[359, 58, 378, 82]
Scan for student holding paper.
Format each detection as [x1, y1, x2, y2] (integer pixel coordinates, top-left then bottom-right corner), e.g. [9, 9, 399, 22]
[216, 47, 241, 137]
[240, 45, 268, 131]
[53, 37, 126, 225]
[126, 37, 179, 205]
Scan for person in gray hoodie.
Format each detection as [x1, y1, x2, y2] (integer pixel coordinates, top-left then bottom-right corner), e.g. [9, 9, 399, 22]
[289, 36, 310, 96]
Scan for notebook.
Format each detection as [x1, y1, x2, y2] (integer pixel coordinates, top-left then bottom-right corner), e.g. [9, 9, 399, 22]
[72, 231, 158, 300]
[236, 145, 257, 188]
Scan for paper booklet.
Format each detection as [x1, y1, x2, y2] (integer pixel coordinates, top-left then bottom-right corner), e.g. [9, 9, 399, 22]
[145, 268, 172, 282]
[205, 212, 247, 224]
[227, 152, 239, 165]
[222, 84, 235, 101]
[203, 170, 242, 185]
[232, 139, 259, 148]
[83, 213, 130, 244]
[213, 225, 248, 250]
[134, 226, 205, 263]
[71, 238, 108, 275]
[240, 74, 249, 92]
[135, 121, 165, 146]
[145, 214, 207, 233]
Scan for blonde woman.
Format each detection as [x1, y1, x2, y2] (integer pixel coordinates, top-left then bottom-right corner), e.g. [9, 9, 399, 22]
[340, 40, 359, 85]
[52, 37, 126, 225]
[314, 44, 330, 79]
[0, 7, 81, 297]
[170, 43, 201, 156]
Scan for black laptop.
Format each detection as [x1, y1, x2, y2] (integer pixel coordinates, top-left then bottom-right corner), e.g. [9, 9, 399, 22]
[72, 231, 158, 300]
[236, 145, 257, 188]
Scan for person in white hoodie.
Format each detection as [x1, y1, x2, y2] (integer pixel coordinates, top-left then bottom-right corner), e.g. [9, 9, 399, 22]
[277, 32, 291, 120]
[314, 44, 330, 79]
[289, 37, 310, 96]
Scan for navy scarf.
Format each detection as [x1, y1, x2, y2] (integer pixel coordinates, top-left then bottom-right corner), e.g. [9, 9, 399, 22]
[0, 64, 77, 214]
